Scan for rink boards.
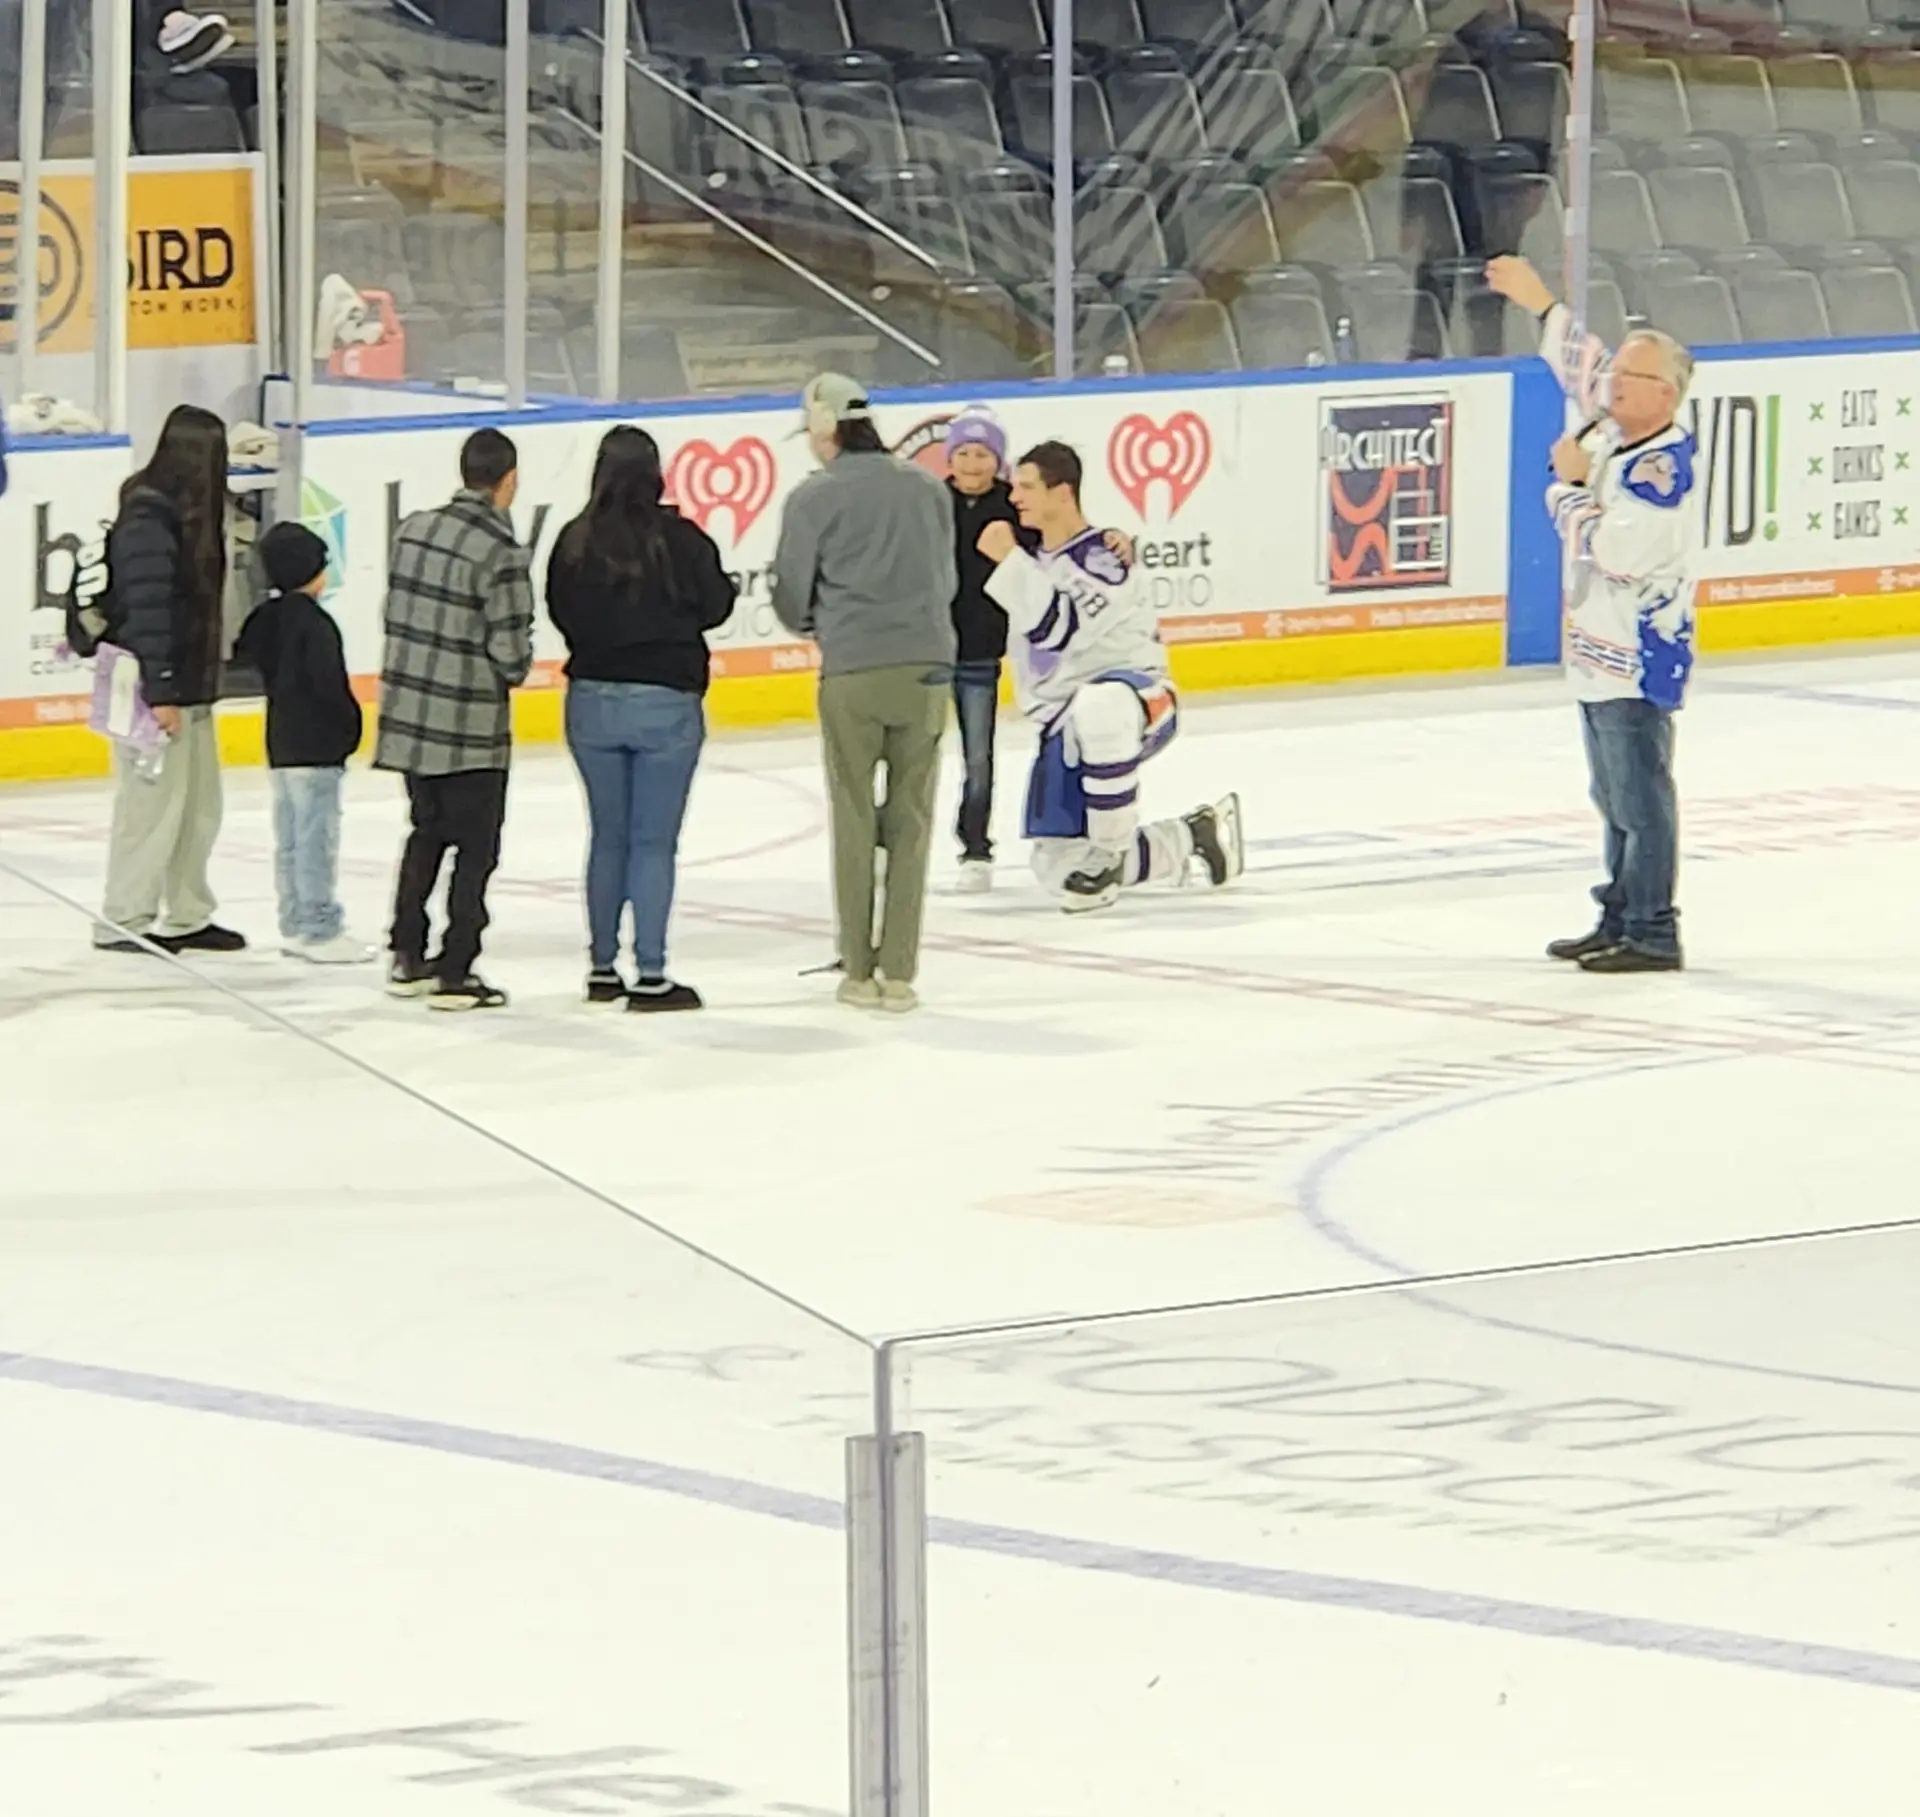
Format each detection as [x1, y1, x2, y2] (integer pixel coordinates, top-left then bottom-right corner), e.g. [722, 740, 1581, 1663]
[4, 338, 1918, 780]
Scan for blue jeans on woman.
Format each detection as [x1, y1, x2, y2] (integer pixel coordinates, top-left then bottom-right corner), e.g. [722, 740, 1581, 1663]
[566, 680, 705, 975]
[953, 660, 1000, 861]
[1580, 697, 1679, 956]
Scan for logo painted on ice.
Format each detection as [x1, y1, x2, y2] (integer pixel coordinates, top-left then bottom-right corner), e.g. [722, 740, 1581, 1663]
[1108, 412, 1212, 521]
[666, 438, 778, 541]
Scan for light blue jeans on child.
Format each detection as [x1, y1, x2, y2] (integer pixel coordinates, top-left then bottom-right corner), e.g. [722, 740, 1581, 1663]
[271, 766, 346, 944]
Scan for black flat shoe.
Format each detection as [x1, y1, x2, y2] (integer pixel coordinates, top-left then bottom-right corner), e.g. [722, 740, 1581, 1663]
[1547, 927, 1619, 962]
[1579, 944, 1684, 974]
[155, 923, 248, 954]
[585, 968, 628, 1004]
[626, 978, 703, 1013]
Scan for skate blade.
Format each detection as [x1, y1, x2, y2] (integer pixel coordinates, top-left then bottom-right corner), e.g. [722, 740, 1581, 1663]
[1213, 791, 1246, 885]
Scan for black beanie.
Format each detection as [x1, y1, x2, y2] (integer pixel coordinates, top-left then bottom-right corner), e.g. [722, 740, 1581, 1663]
[260, 522, 330, 594]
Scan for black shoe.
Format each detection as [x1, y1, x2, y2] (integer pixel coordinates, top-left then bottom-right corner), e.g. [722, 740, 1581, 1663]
[387, 956, 437, 998]
[1547, 927, 1620, 962]
[585, 967, 628, 1004]
[626, 977, 704, 1013]
[429, 974, 509, 1011]
[154, 923, 248, 954]
[1579, 944, 1684, 974]
[93, 933, 151, 954]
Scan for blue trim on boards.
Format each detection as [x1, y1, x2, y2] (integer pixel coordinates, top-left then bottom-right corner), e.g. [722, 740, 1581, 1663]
[1505, 363, 1565, 669]
[1691, 331, 1920, 364]
[7, 433, 134, 454]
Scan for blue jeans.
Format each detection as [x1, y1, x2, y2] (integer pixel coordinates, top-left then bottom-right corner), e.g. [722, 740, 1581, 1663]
[270, 765, 345, 943]
[566, 679, 705, 975]
[953, 660, 1000, 861]
[1580, 698, 1679, 955]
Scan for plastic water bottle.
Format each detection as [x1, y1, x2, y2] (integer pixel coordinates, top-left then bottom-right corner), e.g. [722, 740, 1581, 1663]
[133, 738, 168, 784]
[1333, 313, 1356, 364]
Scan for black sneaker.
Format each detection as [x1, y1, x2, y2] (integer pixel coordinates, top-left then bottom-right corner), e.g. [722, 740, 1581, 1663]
[1061, 855, 1124, 914]
[155, 923, 248, 954]
[1547, 928, 1622, 962]
[429, 974, 509, 1011]
[1579, 944, 1684, 974]
[626, 977, 704, 1013]
[387, 956, 437, 998]
[585, 967, 628, 1004]
[1183, 792, 1246, 888]
[93, 933, 151, 955]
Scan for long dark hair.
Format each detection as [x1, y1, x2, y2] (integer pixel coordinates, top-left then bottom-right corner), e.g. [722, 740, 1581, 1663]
[126, 403, 228, 610]
[558, 425, 673, 585]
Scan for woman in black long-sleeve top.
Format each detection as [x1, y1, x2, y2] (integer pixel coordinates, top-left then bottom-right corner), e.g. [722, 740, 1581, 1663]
[547, 425, 738, 1011]
[97, 403, 247, 954]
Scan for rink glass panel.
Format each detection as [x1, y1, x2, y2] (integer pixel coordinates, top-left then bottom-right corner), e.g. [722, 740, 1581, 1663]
[888, 1231, 1920, 1815]
[0, 861, 871, 1817]
[2, 0, 106, 418]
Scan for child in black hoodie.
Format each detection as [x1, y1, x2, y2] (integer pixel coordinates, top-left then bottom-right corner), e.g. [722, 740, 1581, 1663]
[236, 524, 370, 964]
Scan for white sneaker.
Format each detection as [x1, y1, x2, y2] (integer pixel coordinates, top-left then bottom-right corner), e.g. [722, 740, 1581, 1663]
[288, 934, 376, 965]
[879, 978, 920, 1014]
[956, 858, 994, 894]
[837, 976, 883, 1010]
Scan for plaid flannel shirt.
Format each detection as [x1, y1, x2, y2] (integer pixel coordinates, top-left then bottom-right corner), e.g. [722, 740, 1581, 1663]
[374, 489, 535, 776]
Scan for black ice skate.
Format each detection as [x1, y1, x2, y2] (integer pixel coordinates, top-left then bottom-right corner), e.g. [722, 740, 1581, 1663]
[1061, 853, 1125, 913]
[1184, 793, 1245, 888]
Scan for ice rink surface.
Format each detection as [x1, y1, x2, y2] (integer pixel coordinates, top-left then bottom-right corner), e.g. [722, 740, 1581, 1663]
[8, 650, 1920, 1814]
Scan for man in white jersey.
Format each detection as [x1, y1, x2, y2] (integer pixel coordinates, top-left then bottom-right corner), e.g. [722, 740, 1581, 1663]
[977, 440, 1243, 912]
[1488, 255, 1697, 973]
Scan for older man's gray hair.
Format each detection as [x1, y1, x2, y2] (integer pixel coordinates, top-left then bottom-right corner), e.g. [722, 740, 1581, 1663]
[1621, 328, 1694, 403]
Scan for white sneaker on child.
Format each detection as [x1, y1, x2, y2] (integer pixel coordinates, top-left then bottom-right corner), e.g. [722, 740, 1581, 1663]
[956, 858, 994, 893]
[288, 934, 376, 965]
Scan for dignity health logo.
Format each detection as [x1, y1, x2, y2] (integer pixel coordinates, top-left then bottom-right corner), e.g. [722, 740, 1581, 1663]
[300, 478, 347, 603]
[666, 438, 778, 543]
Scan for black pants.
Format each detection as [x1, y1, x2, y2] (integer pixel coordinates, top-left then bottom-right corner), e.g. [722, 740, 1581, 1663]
[953, 660, 1000, 862]
[391, 769, 508, 981]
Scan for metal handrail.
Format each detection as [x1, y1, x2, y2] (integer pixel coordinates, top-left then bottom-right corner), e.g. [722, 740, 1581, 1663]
[585, 29, 940, 276]
[556, 103, 940, 369]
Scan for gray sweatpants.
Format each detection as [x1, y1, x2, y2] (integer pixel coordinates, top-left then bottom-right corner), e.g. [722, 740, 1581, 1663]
[99, 706, 224, 943]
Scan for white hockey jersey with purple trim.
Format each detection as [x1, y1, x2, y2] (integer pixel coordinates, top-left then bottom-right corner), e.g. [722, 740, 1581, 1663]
[983, 528, 1169, 726]
[1539, 304, 1700, 710]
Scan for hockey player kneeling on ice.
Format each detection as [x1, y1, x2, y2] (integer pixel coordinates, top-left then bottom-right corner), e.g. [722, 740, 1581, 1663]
[976, 440, 1243, 913]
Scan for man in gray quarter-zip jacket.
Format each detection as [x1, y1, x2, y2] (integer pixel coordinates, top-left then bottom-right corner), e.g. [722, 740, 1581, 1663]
[772, 372, 957, 1013]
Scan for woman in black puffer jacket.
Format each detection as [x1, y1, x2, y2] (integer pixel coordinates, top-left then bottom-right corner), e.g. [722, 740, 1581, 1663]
[96, 403, 248, 955]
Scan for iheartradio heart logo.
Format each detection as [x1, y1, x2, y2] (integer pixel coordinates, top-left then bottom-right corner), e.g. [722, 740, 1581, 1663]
[1108, 412, 1213, 521]
[666, 437, 778, 540]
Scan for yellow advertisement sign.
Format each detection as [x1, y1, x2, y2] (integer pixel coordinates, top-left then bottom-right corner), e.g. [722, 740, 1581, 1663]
[0, 159, 258, 353]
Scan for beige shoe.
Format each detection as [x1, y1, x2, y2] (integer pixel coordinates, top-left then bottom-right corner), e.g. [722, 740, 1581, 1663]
[879, 978, 919, 1014]
[837, 975, 883, 1010]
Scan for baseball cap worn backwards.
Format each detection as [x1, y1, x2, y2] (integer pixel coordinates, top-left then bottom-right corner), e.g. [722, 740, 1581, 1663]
[798, 371, 873, 438]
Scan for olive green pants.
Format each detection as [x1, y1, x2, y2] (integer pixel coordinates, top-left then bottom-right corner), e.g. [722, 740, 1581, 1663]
[818, 664, 948, 984]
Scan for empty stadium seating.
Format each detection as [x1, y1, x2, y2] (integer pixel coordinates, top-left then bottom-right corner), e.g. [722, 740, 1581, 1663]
[16, 0, 1920, 403]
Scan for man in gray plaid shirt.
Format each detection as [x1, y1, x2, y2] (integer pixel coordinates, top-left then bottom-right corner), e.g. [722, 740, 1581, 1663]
[375, 428, 535, 1010]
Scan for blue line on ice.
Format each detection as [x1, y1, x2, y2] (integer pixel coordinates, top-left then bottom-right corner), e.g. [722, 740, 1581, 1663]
[4, 1346, 1919, 1695]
